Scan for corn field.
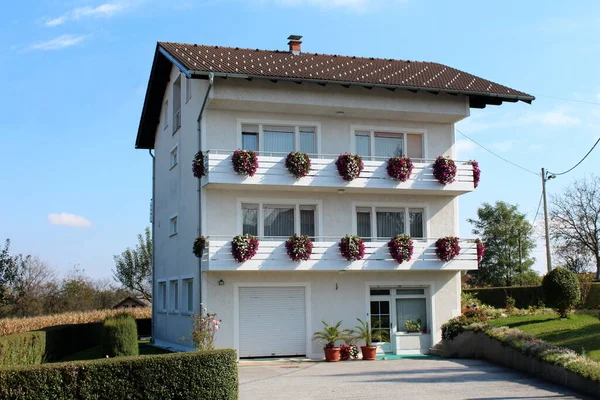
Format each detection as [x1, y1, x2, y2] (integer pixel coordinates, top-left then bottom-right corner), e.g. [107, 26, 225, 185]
[0, 308, 152, 336]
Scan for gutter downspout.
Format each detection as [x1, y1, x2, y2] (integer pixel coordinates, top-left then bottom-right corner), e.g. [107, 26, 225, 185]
[148, 149, 156, 343]
[197, 72, 214, 309]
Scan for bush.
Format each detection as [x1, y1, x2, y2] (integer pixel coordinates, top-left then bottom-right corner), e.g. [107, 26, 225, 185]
[463, 286, 544, 309]
[102, 314, 138, 357]
[0, 350, 239, 400]
[542, 267, 580, 318]
[0, 332, 46, 367]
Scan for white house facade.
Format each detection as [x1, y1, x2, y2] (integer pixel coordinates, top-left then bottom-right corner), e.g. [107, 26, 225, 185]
[135, 36, 533, 358]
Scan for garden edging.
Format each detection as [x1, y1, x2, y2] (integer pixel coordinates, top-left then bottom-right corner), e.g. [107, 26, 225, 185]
[442, 331, 600, 397]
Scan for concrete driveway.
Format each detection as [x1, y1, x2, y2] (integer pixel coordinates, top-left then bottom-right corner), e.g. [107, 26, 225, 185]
[239, 357, 591, 400]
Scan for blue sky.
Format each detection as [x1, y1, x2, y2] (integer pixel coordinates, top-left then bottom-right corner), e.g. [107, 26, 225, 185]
[1, 0, 598, 279]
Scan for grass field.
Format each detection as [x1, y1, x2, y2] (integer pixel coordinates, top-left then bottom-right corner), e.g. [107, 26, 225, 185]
[58, 340, 171, 362]
[489, 312, 600, 361]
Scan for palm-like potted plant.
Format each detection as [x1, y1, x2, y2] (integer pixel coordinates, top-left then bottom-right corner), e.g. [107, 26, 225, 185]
[353, 318, 383, 361]
[312, 321, 350, 362]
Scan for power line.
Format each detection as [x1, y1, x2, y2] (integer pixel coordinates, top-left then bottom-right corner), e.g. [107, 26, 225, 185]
[532, 192, 543, 223]
[549, 137, 600, 176]
[455, 129, 540, 177]
[537, 94, 600, 106]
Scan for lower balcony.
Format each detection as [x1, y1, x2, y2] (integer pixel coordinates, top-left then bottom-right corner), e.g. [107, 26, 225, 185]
[201, 237, 478, 271]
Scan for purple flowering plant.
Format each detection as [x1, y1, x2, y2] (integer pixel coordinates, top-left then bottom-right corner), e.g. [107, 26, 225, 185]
[231, 234, 259, 262]
[285, 234, 313, 261]
[285, 152, 311, 178]
[475, 239, 485, 263]
[192, 151, 206, 178]
[386, 156, 414, 182]
[435, 236, 461, 261]
[190, 304, 221, 351]
[193, 236, 207, 258]
[388, 234, 414, 264]
[432, 156, 457, 185]
[339, 235, 366, 261]
[469, 160, 481, 188]
[232, 149, 259, 177]
[335, 153, 364, 181]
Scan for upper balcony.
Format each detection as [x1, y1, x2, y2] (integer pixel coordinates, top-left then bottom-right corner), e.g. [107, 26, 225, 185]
[201, 236, 478, 271]
[201, 150, 476, 195]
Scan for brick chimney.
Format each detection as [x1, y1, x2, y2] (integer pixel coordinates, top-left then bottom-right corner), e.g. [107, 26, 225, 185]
[288, 35, 302, 55]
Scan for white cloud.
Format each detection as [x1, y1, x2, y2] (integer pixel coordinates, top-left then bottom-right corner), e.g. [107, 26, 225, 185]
[29, 34, 89, 51]
[48, 213, 93, 228]
[44, 1, 131, 26]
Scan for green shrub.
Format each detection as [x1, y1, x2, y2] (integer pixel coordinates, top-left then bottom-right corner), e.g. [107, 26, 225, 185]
[102, 313, 138, 357]
[0, 332, 46, 367]
[587, 284, 600, 309]
[0, 349, 239, 400]
[542, 267, 580, 318]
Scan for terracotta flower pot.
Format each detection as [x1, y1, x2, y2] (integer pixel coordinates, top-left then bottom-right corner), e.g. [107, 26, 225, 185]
[361, 346, 377, 360]
[324, 347, 341, 362]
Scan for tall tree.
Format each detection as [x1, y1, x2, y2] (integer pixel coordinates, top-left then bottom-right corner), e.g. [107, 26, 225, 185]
[550, 175, 600, 279]
[467, 201, 537, 287]
[553, 239, 593, 273]
[113, 227, 152, 301]
[0, 240, 25, 316]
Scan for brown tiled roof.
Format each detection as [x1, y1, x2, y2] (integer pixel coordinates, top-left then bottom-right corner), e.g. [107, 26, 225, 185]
[159, 41, 534, 101]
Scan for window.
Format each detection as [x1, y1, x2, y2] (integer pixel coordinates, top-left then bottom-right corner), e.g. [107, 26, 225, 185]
[241, 123, 317, 154]
[169, 280, 179, 312]
[183, 278, 194, 313]
[354, 130, 423, 160]
[173, 76, 181, 133]
[185, 77, 192, 103]
[170, 146, 178, 169]
[356, 207, 424, 239]
[369, 286, 429, 337]
[396, 288, 427, 333]
[169, 216, 178, 236]
[163, 100, 169, 130]
[158, 281, 167, 311]
[242, 203, 317, 238]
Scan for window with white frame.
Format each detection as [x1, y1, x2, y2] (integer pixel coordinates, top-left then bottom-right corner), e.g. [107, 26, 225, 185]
[369, 287, 428, 335]
[173, 76, 181, 133]
[158, 281, 167, 311]
[242, 203, 316, 238]
[356, 207, 424, 239]
[395, 288, 427, 333]
[185, 77, 192, 103]
[170, 146, 178, 169]
[355, 130, 423, 160]
[169, 279, 179, 312]
[169, 216, 178, 236]
[182, 278, 194, 313]
[163, 100, 169, 130]
[241, 123, 317, 155]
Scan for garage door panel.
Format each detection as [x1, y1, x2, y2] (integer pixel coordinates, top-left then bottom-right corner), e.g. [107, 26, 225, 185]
[239, 287, 306, 357]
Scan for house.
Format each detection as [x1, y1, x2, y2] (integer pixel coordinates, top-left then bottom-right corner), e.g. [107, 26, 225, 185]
[135, 36, 533, 358]
[112, 296, 150, 310]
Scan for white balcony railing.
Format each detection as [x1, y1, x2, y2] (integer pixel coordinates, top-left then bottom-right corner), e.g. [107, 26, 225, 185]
[201, 236, 478, 271]
[201, 151, 476, 194]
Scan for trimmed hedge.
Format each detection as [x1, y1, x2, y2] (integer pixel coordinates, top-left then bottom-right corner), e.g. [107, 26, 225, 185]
[465, 283, 600, 309]
[0, 349, 239, 400]
[102, 314, 139, 357]
[0, 332, 46, 367]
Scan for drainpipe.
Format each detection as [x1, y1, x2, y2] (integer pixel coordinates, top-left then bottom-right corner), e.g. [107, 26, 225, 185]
[197, 72, 214, 309]
[148, 149, 156, 343]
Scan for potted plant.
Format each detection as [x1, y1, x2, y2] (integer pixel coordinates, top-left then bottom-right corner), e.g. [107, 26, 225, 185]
[285, 234, 313, 261]
[475, 239, 485, 264]
[192, 151, 206, 178]
[231, 149, 259, 177]
[435, 236, 461, 262]
[353, 318, 383, 361]
[388, 234, 414, 264]
[432, 156, 457, 185]
[285, 152, 311, 178]
[335, 153, 364, 181]
[405, 319, 422, 333]
[192, 236, 207, 258]
[231, 234, 259, 262]
[312, 321, 350, 362]
[339, 234, 366, 261]
[386, 156, 413, 182]
[468, 160, 480, 188]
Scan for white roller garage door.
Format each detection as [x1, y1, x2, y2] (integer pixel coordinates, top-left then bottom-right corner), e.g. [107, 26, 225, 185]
[239, 286, 306, 358]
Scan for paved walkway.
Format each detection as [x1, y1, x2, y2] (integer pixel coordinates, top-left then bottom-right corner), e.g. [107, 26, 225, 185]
[239, 357, 591, 399]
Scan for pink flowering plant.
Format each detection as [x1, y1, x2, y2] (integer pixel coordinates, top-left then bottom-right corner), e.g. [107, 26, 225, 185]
[339, 235, 366, 261]
[193, 236, 207, 258]
[192, 151, 206, 178]
[285, 152, 311, 178]
[388, 234, 414, 264]
[475, 239, 485, 264]
[231, 234, 259, 262]
[335, 153, 364, 181]
[432, 156, 457, 185]
[386, 156, 414, 182]
[232, 149, 259, 177]
[190, 304, 221, 351]
[285, 234, 313, 261]
[435, 236, 461, 261]
[469, 160, 481, 188]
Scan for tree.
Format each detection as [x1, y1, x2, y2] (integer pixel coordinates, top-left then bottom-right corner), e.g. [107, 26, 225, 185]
[542, 267, 580, 318]
[0, 239, 26, 317]
[467, 201, 537, 287]
[549, 175, 600, 279]
[553, 240, 593, 274]
[113, 227, 152, 301]
[9, 256, 56, 317]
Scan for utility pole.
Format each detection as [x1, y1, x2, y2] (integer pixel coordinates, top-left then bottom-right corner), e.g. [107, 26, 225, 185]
[541, 168, 554, 272]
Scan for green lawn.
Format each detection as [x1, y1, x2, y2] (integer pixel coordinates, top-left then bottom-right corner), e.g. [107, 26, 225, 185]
[489, 312, 600, 361]
[58, 340, 171, 362]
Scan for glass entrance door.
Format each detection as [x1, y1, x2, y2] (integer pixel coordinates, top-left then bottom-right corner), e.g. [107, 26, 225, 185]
[370, 299, 392, 353]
